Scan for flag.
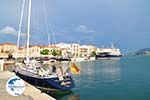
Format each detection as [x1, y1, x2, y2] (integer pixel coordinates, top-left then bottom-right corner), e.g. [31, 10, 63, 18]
[70, 63, 80, 74]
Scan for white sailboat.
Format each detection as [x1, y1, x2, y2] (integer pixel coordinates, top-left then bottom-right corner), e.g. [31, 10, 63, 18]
[14, 0, 75, 91]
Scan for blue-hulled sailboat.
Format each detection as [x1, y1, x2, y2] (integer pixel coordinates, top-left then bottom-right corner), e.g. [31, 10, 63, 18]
[14, 0, 75, 91]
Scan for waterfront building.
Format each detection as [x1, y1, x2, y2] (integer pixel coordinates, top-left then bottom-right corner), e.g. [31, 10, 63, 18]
[79, 45, 88, 57]
[79, 45, 96, 57]
[60, 48, 68, 57]
[71, 43, 80, 57]
[0, 45, 2, 53]
[54, 43, 79, 57]
[0, 42, 17, 58]
[55, 43, 72, 55]
[0, 42, 17, 54]
[15, 47, 26, 58]
[0, 42, 97, 58]
[29, 46, 42, 57]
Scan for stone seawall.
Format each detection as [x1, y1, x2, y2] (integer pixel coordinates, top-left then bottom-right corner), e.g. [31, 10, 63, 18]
[0, 71, 55, 100]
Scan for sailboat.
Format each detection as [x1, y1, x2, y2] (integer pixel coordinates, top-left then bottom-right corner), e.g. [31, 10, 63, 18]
[14, 0, 75, 91]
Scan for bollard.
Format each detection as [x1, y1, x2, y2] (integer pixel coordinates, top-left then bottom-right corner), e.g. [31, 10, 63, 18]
[0, 59, 4, 71]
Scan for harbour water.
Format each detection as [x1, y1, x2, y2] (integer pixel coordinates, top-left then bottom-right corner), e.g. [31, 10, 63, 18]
[49, 55, 150, 100]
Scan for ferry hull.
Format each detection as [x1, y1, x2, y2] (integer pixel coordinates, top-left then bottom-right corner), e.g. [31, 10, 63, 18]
[96, 55, 122, 59]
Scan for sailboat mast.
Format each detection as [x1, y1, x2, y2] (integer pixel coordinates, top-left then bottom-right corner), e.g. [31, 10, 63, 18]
[16, 0, 25, 60]
[27, 0, 32, 64]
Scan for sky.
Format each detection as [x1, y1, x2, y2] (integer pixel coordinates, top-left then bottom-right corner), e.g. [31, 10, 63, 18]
[0, 0, 150, 53]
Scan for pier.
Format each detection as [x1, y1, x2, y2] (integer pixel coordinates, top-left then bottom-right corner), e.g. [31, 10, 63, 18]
[0, 71, 55, 100]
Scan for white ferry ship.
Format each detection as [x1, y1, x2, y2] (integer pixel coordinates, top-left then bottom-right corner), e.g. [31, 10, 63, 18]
[96, 44, 122, 59]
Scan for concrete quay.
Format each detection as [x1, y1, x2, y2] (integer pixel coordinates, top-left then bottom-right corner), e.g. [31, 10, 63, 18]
[0, 71, 55, 100]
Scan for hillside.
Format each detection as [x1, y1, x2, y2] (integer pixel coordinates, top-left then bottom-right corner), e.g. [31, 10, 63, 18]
[136, 48, 150, 55]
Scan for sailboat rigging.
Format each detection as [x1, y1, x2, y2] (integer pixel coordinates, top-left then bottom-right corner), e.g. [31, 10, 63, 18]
[14, 0, 75, 91]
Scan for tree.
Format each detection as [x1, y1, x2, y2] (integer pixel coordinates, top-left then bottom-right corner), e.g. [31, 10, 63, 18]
[91, 51, 96, 57]
[40, 49, 49, 55]
[51, 49, 57, 56]
[57, 50, 62, 56]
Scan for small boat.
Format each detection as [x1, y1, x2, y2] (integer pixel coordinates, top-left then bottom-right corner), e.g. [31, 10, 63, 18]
[51, 57, 71, 61]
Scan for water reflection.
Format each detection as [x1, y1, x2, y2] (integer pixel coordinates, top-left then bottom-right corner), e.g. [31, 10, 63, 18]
[38, 57, 150, 100]
[41, 60, 121, 100]
[41, 89, 79, 100]
[77, 59, 121, 84]
[100, 60, 121, 82]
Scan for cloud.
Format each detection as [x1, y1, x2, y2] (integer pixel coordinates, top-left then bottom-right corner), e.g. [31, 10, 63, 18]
[0, 26, 16, 34]
[0, 26, 26, 37]
[75, 25, 95, 33]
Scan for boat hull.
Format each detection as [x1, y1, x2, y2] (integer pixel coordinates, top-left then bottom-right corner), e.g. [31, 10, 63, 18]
[96, 55, 122, 59]
[16, 72, 75, 91]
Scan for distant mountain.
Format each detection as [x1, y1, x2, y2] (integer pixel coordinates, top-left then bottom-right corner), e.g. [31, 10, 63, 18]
[136, 48, 150, 55]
